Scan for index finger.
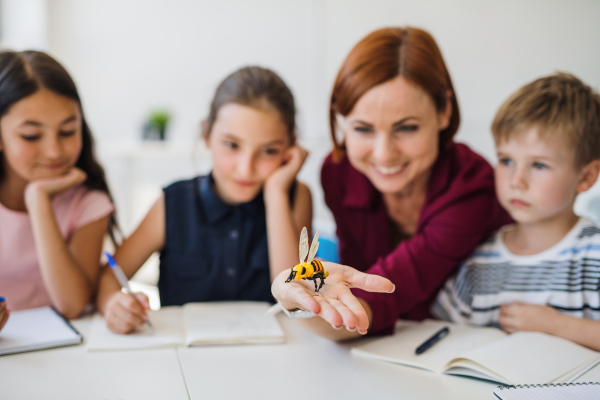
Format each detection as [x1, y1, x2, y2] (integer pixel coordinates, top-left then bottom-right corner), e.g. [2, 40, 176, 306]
[343, 267, 395, 293]
[119, 292, 147, 317]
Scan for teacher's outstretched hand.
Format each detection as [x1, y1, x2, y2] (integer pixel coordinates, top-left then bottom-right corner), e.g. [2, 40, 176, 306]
[272, 262, 394, 339]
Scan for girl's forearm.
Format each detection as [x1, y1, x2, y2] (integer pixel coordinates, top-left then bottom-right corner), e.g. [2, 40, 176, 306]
[265, 189, 300, 281]
[27, 192, 94, 318]
[550, 314, 600, 351]
[95, 268, 124, 315]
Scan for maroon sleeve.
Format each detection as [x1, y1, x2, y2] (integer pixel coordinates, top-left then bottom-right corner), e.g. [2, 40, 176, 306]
[353, 186, 506, 334]
[321, 158, 364, 269]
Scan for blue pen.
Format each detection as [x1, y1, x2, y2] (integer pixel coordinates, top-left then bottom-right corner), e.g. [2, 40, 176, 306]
[104, 252, 153, 330]
[0, 297, 5, 303]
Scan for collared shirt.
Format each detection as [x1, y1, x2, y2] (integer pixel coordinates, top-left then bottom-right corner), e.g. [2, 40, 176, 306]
[321, 143, 512, 334]
[158, 175, 293, 306]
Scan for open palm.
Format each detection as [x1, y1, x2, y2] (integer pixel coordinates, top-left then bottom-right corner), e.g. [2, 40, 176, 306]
[272, 261, 394, 334]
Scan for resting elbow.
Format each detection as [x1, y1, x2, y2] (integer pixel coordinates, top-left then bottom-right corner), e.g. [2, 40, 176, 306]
[54, 300, 87, 320]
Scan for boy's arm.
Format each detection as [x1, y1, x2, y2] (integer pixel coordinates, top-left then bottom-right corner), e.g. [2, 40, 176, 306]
[499, 302, 600, 351]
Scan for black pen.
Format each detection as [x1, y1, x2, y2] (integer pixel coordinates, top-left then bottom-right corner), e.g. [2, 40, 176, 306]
[415, 326, 450, 355]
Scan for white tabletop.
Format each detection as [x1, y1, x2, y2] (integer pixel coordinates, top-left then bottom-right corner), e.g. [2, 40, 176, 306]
[2, 313, 599, 400]
[0, 315, 190, 400]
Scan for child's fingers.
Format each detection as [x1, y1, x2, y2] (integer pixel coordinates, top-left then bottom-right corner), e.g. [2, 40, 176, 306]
[498, 312, 519, 332]
[285, 146, 308, 170]
[113, 302, 146, 327]
[0, 309, 9, 331]
[501, 324, 517, 334]
[134, 292, 151, 310]
[119, 293, 147, 315]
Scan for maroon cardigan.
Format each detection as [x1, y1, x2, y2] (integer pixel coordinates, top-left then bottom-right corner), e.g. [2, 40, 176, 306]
[321, 143, 511, 334]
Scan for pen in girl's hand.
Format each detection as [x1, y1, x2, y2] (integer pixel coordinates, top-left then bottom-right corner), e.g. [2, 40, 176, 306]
[104, 252, 154, 331]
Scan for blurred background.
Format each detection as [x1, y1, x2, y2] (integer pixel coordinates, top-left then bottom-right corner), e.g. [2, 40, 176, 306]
[2, 0, 600, 300]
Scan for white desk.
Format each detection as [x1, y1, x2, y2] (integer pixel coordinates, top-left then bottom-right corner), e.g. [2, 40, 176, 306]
[2, 314, 600, 400]
[0, 316, 190, 400]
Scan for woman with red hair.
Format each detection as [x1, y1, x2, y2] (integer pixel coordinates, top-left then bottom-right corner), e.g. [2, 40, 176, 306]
[272, 27, 510, 340]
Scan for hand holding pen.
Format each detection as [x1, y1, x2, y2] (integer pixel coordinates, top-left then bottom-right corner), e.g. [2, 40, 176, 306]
[0, 297, 9, 332]
[104, 252, 153, 333]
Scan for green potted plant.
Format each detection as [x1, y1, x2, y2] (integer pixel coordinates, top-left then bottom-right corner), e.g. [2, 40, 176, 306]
[143, 109, 171, 140]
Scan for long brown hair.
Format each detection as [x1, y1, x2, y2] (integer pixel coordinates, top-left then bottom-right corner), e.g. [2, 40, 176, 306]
[203, 66, 296, 143]
[0, 50, 119, 244]
[330, 27, 460, 160]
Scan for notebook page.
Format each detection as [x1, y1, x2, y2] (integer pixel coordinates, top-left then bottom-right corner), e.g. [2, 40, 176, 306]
[0, 306, 81, 355]
[493, 383, 600, 400]
[351, 320, 506, 373]
[460, 331, 600, 385]
[183, 302, 284, 345]
[86, 306, 184, 351]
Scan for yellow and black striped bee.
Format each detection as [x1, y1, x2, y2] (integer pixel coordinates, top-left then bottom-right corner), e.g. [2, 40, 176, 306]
[285, 227, 329, 292]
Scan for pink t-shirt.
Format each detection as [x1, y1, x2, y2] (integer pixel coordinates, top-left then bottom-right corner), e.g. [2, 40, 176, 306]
[0, 185, 114, 311]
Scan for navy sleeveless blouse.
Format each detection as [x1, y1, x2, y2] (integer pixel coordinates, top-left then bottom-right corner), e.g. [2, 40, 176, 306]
[158, 174, 295, 306]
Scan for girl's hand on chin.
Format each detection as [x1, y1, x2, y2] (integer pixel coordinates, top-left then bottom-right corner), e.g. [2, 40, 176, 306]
[25, 167, 87, 206]
[264, 146, 308, 195]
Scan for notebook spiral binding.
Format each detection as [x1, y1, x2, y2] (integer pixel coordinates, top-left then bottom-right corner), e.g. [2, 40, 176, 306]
[496, 382, 600, 390]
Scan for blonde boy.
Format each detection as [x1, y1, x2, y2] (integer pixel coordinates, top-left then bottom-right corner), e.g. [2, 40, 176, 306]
[433, 73, 600, 350]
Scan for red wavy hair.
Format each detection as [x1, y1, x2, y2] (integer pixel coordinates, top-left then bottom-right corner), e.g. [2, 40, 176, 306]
[329, 27, 460, 160]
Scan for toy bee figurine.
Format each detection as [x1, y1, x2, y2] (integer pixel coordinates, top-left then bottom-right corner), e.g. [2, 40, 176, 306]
[285, 227, 329, 292]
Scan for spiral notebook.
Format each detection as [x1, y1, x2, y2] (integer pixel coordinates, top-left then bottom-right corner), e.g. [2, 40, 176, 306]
[0, 306, 82, 356]
[493, 382, 600, 399]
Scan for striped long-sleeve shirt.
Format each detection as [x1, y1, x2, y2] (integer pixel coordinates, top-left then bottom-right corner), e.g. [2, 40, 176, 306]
[432, 217, 600, 327]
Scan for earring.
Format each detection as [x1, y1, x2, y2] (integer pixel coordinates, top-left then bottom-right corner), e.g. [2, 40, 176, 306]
[335, 114, 347, 145]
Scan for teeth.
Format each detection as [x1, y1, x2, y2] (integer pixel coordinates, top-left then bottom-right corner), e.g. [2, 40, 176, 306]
[375, 164, 404, 175]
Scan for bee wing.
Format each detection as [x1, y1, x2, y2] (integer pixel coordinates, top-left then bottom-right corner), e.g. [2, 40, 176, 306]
[306, 230, 320, 264]
[299, 227, 309, 264]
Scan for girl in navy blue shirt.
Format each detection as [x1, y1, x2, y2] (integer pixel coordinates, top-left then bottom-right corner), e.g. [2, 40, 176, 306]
[96, 67, 312, 334]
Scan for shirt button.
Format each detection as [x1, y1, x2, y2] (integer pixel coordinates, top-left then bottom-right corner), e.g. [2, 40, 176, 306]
[227, 268, 236, 277]
[229, 230, 239, 240]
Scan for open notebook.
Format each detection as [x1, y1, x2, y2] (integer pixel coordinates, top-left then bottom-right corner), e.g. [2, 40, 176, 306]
[0, 306, 82, 356]
[351, 320, 600, 385]
[86, 301, 284, 351]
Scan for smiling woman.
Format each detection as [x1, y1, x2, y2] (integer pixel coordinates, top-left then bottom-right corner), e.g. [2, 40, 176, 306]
[271, 27, 513, 340]
[0, 50, 117, 320]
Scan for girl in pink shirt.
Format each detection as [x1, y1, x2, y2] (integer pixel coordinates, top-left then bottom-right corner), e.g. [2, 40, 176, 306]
[0, 51, 116, 326]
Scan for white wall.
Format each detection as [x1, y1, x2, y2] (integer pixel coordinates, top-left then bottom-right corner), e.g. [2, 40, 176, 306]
[0, 0, 48, 50]
[5, 0, 600, 230]
[44, 0, 600, 155]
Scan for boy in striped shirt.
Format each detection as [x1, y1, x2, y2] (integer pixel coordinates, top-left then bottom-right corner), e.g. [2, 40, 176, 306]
[432, 73, 600, 350]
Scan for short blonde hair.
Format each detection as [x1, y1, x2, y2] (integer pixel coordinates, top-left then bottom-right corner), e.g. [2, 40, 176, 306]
[492, 73, 600, 167]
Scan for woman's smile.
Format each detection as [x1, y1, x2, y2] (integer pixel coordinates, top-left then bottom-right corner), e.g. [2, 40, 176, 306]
[372, 162, 409, 176]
